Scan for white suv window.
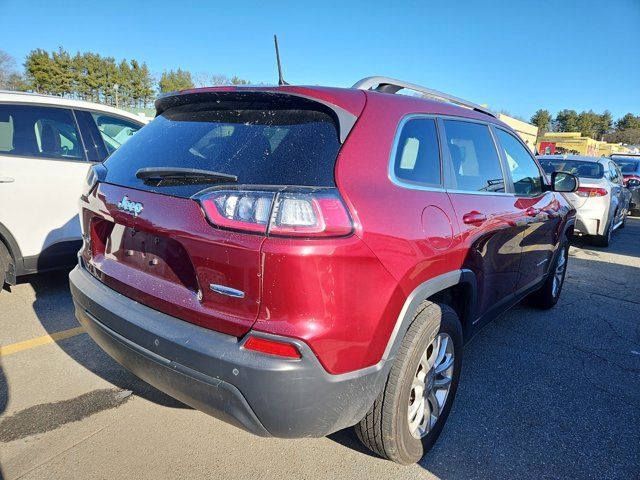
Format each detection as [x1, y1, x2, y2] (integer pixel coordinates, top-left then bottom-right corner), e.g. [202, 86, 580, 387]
[0, 105, 84, 160]
[91, 113, 141, 155]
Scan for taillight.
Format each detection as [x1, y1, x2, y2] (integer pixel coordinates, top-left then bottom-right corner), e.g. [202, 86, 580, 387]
[199, 189, 353, 238]
[243, 336, 301, 359]
[576, 187, 608, 197]
[201, 190, 276, 234]
[624, 175, 640, 186]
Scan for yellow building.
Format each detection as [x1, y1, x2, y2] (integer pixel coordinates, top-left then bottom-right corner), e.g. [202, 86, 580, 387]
[497, 114, 538, 152]
[537, 132, 631, 157]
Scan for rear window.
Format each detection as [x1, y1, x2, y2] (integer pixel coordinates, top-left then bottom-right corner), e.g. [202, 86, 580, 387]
[103, 97, 341, 197]
[612, 158, 640, 174]
[393, 117, 441, 186]
[538, 159, 604, 179]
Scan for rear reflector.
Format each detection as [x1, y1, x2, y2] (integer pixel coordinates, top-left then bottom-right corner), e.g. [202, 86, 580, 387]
[576, 187, 608, 197]
[199, 189, 352, 237]
[243, 336, 302, 359]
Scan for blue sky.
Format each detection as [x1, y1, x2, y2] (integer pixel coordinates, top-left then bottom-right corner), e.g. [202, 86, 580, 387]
[1, 0, 639, 120]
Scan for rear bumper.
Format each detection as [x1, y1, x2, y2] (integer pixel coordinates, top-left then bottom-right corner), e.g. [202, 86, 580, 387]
[574, 199, 609, 236]
[69, 265, 388, 438]
[574, 215, 600, 236]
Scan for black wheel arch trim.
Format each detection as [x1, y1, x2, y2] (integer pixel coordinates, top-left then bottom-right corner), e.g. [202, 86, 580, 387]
[381, 269, 477, 362]
[0, 221, 23, 277]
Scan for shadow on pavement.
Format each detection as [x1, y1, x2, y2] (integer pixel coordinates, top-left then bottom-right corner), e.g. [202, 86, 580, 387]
[331, 219, 640, 478]
[0, 357, 7, 480]
[26, 268, 187, 410]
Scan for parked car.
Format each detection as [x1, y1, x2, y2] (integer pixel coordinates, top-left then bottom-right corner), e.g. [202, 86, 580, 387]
[0, 91, 147, 291]
[611, 154, 640, 216]
[537, 155, 630, 246]
[69, 77, 577, 464]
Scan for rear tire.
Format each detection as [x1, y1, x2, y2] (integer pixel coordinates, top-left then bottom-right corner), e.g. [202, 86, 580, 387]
[0, 241, 9, 294]
[592, 218, 613, 247]
[355, 302, 463, 465]
[526, 238, 569, 310]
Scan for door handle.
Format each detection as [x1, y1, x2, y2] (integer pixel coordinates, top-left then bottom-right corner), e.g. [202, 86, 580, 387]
[0, 176, 15, 183]
[462, 211, 487, 225]
[525, 207, 540, 217]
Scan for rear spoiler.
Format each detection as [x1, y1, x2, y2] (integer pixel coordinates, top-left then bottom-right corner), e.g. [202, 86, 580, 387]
[155, 90, 358, 143]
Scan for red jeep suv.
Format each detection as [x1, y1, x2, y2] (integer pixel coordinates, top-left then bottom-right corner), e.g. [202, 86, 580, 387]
[69, 76, 577, 464]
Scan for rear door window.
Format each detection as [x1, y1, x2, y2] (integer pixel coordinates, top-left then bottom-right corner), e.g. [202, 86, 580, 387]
[495, 128, 543, 196]
[104, 97, 341, 198]
[0, 104, 84, 160]
[442, 120, 505, 193]
[392, 117, 441, 186]
[91, 112, 142, 155]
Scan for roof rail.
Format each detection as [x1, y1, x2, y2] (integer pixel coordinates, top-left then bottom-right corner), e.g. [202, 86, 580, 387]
[352, 76, 496, 118]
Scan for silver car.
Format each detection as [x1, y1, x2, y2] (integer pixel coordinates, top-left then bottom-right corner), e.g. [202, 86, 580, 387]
[538, 155, 631, 247]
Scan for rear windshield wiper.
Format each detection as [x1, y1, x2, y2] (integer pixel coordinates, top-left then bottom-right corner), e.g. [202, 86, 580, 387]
[135, 167, 238, 185]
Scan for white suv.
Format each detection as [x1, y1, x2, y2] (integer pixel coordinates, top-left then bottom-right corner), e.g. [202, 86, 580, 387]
[0, 91, 147, 290]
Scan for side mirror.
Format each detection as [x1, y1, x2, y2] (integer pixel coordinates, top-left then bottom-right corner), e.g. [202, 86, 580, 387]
[551, 171, 579, 193]
[627, 178, 640, 188]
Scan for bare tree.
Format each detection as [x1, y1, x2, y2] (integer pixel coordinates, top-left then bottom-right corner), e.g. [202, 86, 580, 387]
[0, 50, 16, 87]
[193, 72, 234, 87]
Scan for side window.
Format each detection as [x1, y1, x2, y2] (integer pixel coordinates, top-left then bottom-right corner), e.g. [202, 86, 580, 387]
[610, 163, 620, 182]
[91, 113, 142, 155]
[0, 104, 84, 160]
[495, 128, 543, 196]
[442, 120, 504, 193]
[393, 118, 441, 186]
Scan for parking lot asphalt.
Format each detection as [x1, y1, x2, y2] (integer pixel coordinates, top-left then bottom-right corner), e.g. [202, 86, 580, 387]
[1, 219, 639, 480]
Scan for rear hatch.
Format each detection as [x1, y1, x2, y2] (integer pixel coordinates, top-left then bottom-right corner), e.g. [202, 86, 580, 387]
[81, 90, 360, 337]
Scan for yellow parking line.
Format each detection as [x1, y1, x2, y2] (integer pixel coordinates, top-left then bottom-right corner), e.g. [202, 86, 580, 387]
[0, 326, 86, 357]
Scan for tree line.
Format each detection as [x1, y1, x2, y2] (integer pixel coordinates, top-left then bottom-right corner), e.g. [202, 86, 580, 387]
[1, 48, 638, 144]
[531, 108, 640, 145]
[0, 48, 250, 108]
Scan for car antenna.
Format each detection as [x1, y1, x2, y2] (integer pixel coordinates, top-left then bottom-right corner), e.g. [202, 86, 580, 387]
[274, 34, 289, 86]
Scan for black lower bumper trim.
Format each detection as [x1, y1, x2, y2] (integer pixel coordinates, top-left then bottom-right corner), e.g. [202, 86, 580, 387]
[69, 266, 389, 438]
[77, 306, 271, 436]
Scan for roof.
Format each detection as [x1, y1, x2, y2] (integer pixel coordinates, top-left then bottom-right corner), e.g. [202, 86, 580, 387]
[0, 90, 148, 124]
[537, 154, 609, 164]
[610, 153, 640, 158]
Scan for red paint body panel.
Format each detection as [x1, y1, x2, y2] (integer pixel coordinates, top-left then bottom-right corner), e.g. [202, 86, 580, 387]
[82, 183, 264, 337]
[335, 92, 468, 295]
[254, 236, 404, 374]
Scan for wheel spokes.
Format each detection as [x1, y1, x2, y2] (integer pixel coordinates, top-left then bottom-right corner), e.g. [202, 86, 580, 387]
[407, 332, 456, 439]
[408, 396, 426, 433]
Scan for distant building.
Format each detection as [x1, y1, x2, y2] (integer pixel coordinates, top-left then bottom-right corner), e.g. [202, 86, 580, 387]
[537, 132, 631, 157]
[497, 114, 538, 152]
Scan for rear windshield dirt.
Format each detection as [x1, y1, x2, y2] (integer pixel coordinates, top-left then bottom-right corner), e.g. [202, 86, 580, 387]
[103, 98, 341, 197]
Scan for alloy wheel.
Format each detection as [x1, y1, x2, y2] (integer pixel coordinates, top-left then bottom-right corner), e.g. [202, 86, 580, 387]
[408, 333, 454, 439]
[552, 246, 567, 298]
